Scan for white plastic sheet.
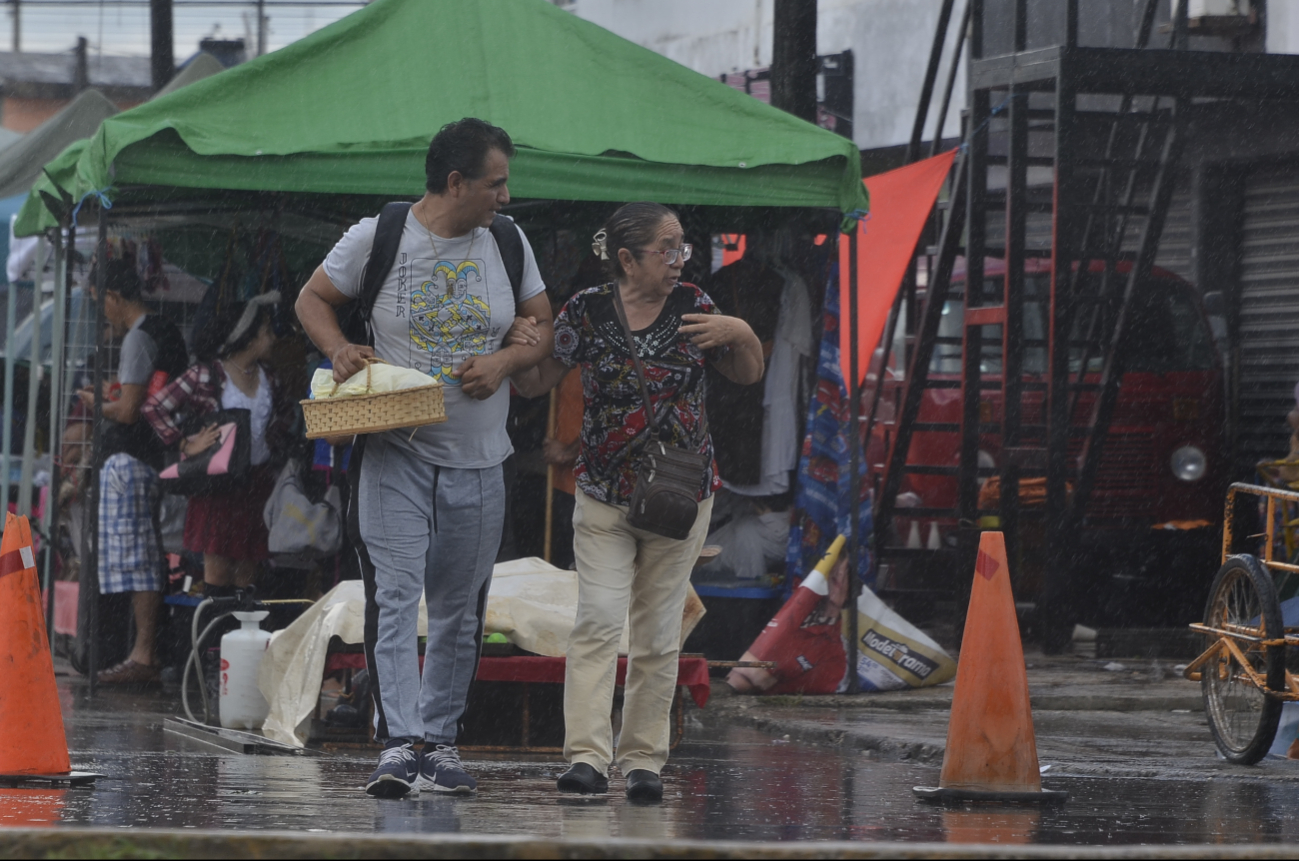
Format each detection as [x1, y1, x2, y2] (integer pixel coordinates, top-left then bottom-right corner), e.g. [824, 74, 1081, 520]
[258, 557, 706, 746]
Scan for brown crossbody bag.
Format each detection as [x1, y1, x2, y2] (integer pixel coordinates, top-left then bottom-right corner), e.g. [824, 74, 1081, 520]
[611, 286, 711, 541]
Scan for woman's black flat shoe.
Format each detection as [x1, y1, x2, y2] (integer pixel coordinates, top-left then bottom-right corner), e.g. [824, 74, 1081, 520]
[624, 769, 663, 803]
[557, 762, 608, 794]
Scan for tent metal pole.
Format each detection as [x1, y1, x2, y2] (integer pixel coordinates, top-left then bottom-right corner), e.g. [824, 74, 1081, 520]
[18, 237, 46, 517]
[846, 225, 862, 695]
[59, 222, 77, 481]
[87, 212, 108, 695]
[2, 257, 16, 516]
[43, 226, 65, 641]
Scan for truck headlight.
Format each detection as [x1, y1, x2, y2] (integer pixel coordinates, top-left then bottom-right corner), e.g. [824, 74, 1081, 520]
[1170, 445, 1207, 482]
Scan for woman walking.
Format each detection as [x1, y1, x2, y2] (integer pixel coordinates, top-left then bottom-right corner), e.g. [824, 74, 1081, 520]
[143, 294, 290, 594]
[509, 203, 763, 801]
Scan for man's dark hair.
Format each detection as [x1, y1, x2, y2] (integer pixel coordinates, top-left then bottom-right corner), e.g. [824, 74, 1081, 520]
[94, 258, 145, 303]
[424, 118, 515, 194]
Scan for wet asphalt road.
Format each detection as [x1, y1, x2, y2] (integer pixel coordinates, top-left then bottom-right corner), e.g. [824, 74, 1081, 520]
[5, 680, 1299, 848]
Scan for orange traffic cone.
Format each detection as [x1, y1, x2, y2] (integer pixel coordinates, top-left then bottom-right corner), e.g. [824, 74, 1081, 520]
[0, 513, 95, 786]
[913, 531, 1065, 804]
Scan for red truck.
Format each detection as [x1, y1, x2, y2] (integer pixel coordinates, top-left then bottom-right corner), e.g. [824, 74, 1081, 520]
[873, 257, 1228, 625]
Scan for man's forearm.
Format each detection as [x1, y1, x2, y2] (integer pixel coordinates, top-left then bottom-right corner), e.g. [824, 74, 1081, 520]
[101, 397, 142, 425]
[296, 290, 349, 359]
[101, 399, 127, 423]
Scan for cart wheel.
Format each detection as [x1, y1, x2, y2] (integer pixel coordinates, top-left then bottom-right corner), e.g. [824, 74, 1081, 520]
[1201, 554, 1285, 765]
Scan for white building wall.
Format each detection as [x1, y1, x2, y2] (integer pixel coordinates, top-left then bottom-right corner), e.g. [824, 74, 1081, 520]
[566, 0, 965, 152]
[1267, 0, 1299, 55]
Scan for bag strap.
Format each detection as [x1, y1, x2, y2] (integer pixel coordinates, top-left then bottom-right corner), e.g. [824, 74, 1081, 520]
[488, 213, 525, 304]
[610, 285, 662, 442]
[356, 201, 413, 346]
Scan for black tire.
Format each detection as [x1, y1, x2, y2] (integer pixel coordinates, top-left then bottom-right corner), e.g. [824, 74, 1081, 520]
[1201, 554, 1285, 765]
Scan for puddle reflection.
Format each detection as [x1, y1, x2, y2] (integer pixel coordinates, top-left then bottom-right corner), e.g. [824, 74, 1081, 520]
[33, 696, 1299, 845]
[943, 809, 1039, 844]
[0, 789, 65, 828]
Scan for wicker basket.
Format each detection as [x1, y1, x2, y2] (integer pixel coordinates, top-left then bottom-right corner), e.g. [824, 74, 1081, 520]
[301, 359, 446, 439]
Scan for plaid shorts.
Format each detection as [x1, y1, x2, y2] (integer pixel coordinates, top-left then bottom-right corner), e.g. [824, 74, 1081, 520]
[98, 452, 163, 594]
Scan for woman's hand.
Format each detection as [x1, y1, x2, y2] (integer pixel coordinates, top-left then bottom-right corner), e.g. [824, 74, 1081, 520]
[679, 313, 754, 351]
[505, 316, 542, 349]
[683, 313, 764, 385]
[181, 423, 221, 457]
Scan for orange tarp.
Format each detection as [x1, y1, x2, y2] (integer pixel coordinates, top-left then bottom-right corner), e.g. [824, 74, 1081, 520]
[839, 149, 958, 386]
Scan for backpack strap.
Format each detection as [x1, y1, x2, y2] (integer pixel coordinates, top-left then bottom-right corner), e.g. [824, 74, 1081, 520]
[488, 213, 525, 305]
[347, 205, 522, 346]
[354, 201, 413, 346]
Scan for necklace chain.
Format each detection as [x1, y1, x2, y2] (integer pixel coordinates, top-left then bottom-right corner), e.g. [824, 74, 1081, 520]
[418, 204, 477, 262]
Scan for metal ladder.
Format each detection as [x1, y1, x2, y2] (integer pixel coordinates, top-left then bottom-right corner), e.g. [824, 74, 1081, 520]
[871, 0, 1190, 635]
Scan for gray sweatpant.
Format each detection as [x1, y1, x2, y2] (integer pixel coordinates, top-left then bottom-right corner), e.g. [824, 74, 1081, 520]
[357, 435, 505, 744]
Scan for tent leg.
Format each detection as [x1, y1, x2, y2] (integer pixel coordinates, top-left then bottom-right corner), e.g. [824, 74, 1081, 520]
[2, 266, 16, 516]
[87, 213, 108, 695]
[846, 226, 862, 695]
[18, 237, 46, 517]
[42, 227, 66, 641]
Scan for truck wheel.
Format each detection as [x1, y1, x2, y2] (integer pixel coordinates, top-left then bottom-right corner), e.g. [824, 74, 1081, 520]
[1201, 554, 1284, 765]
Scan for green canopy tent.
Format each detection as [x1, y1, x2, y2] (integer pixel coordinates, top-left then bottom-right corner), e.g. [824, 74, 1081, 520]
[17, 0, 866, 236]
[21, 0, 870, 684]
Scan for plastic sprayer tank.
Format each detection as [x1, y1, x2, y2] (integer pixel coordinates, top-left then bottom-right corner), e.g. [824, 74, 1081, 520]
[220, 610, 271, 730]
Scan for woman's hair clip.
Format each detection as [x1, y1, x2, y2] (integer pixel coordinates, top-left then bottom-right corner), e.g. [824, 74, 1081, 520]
[592, 228, 609, 261]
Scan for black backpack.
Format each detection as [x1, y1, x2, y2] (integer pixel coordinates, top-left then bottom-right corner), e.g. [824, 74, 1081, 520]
[340, 201, 526, 347]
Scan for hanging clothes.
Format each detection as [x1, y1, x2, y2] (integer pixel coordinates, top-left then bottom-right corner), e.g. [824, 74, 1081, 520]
[785, 270, 874, 593]
[724, 267, 814, 497]
[705, 255, 785, 485]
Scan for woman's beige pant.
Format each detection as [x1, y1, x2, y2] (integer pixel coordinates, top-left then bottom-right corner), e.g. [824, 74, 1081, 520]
[563, 490, 713, 776]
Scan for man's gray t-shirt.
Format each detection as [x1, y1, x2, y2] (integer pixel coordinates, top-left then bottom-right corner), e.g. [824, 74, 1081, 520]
[119, 315, 159, 386]
[324, 211, 546, 468]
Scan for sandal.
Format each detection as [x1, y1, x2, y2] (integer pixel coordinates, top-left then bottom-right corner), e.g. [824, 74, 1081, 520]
[96, 659, 161, 686]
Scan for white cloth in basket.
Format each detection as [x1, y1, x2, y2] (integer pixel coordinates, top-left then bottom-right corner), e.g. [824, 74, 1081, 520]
[310, 364, 434, 400]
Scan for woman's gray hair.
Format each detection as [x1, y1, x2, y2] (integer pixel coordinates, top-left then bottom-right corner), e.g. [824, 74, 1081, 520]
[597, 202, 679, 279]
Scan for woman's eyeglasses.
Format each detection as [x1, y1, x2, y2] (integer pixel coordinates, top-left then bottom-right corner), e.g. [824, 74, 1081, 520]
[641, 244, 693, 265]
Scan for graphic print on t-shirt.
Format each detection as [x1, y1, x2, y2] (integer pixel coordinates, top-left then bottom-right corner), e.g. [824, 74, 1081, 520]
[402, 255, 498, 384]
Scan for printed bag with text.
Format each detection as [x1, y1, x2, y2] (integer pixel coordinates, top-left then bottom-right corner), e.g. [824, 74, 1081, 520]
[845, 584, 957, 692]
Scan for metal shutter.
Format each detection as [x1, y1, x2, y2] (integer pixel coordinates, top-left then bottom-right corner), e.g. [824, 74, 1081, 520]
[1238, 163, 1299, 473]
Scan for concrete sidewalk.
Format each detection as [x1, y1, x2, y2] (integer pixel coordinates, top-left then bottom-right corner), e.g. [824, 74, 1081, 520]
[701, 651, 1299, 781]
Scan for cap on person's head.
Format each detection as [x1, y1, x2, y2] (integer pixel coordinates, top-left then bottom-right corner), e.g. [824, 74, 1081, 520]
[424, 117, 515, 194]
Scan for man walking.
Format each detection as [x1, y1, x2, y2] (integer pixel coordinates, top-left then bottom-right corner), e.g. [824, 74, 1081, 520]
[87, 259, 188, 685]
[296, 118, 552, 797]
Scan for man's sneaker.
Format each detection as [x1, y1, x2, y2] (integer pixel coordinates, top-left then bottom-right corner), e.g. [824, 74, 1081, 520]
[365, 743, 420, 799]
[417, 744, 477, 794]
[556, 762, 608, 794]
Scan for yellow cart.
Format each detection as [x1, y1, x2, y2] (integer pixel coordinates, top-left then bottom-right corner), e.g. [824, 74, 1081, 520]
[1184, 482, 1299, 764]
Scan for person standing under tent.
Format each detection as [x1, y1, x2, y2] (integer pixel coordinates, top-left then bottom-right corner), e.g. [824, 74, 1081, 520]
[295, 118, 553, 798]
[83, 259, 188, 686]
[142, 295, 289, 594]
[507, 202, 763, 802]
